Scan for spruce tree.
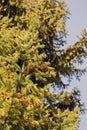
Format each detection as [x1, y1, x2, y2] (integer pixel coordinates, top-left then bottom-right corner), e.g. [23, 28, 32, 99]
[0, 0, 87, 130]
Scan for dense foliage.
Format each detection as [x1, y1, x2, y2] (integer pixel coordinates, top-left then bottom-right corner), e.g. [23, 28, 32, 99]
[0, 0, 87, 130]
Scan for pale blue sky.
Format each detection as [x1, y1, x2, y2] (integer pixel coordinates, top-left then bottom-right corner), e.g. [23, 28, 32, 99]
[66, 0, 87, 130]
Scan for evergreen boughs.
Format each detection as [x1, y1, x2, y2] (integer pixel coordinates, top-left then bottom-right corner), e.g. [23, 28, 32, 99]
[0, 0, 87, 130]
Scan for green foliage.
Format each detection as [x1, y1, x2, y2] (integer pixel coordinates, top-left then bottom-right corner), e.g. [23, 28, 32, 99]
[0, 0, 87, 130]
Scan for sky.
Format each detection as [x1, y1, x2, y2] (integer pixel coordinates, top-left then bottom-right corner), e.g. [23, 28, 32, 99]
[66, 0, 87, 130]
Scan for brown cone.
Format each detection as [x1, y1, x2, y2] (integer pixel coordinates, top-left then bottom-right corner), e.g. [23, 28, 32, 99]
[27, 64, 35, 74]
[40, 63, 48, 72]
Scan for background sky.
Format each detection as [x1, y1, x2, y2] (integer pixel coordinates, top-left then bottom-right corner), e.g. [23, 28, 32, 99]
[66, 0, 87, 130]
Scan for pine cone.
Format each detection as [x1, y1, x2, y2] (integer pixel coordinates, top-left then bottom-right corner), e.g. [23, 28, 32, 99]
[27, 64, 35, 74]
[40, 63, 48, 72]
